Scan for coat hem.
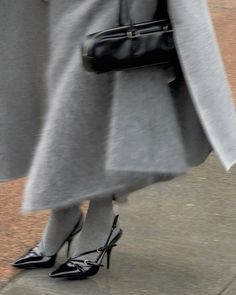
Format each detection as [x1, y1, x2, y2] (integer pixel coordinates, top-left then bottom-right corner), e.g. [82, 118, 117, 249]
[21, 187, 129, 214]
[21, 151, 212, 213]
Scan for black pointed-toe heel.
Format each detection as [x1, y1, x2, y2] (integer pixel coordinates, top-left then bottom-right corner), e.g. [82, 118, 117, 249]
[12, 213, 84, 269]
[49, 214, 123, 279]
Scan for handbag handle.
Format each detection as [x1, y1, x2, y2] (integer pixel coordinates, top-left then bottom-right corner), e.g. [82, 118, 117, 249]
[118, 0, 168, 27]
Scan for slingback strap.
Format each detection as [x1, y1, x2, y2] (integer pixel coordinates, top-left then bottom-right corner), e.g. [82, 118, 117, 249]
[68, 244, 117, 268]
[72, 243, 117, 258]
[77, 214, 119, 257]
[98, 244, 117, 253]
[70, 215, 120, 268]
[112, 214, 119, 229]
[67, 243, 118, 268]
[68, 213, 84, 238]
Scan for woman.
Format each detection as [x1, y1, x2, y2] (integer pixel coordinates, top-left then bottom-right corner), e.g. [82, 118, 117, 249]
[1, 0, 236, 279]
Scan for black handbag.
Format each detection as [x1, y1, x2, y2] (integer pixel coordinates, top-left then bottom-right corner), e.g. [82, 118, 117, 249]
[81, 0, 177, 73]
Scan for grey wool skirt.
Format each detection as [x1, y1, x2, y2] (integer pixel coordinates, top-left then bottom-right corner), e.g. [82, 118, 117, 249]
[0, 0, 212, 212]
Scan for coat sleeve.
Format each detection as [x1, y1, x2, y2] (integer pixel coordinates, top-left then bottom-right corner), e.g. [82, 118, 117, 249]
[168, 0, 236, 171]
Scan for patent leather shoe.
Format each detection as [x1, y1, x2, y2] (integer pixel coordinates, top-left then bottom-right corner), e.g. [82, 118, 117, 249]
[12, 213, 84, 269]
[49, 215, 123, 279]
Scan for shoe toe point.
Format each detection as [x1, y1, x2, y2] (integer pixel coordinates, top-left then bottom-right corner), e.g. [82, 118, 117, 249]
[48, 272, 56, 278]
[12, 259, 24, 267]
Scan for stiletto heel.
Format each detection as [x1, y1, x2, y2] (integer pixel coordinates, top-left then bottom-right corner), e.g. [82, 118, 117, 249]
[106, 247, 112, 269]
[66, 237, 73, 258]
[49, 214, 123, 279]
[12, 213, 84, 269]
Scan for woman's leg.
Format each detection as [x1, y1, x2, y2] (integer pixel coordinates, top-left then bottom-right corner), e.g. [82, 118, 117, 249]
[49, 195, 122, 278]
[71, 195, 120, 261]
[36, 204, 83, 256]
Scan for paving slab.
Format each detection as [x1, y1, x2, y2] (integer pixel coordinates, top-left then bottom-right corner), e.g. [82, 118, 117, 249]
[1, 154, 236, 295]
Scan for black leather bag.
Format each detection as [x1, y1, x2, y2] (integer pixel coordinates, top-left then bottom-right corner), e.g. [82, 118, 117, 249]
[81, 0, 177, 73]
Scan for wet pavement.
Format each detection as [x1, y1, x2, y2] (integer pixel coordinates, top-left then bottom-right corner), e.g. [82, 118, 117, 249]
[1, 1, 236, 294]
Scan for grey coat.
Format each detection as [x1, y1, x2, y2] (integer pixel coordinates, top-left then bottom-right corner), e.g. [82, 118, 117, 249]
[0, 0, 235, 212]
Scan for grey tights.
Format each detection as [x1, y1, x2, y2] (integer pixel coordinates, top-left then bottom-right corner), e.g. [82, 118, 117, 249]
[36, 196, 119, 259]
[37, 204, 82, 256]
[72, 196, 120, 262]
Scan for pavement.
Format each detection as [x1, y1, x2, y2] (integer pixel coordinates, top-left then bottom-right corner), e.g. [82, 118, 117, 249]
[1, 154, 236, 295]
[1, 1, 236, 294]
[0, 179, 49, 288]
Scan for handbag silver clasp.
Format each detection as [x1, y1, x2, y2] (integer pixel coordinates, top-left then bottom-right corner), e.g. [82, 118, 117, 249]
[163, 25, 169, 31]
[127, 30, 140, 39]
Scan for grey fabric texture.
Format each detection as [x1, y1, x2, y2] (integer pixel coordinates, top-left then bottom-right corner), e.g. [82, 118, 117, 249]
[0, 0, 48, 180]
[168, 0, 236, 171]
[105, 68, 187, 174]
[0, 0, 234, 212]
